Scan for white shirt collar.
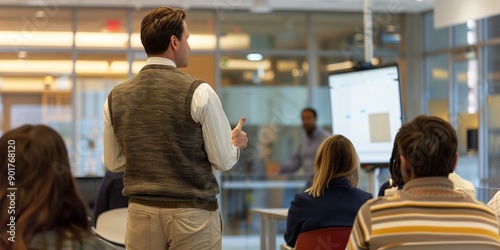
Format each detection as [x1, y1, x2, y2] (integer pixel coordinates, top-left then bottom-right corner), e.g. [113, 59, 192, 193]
[145, 57, 176, 67]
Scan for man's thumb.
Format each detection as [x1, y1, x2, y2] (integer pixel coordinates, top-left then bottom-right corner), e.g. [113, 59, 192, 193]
[234, 117, 246, 130]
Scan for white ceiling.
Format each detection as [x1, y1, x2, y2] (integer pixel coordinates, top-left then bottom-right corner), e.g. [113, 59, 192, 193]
[1, 0, 434, 13]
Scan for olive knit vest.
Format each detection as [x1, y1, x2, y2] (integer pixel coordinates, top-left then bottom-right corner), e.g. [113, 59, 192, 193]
[108, 64, 218, 210]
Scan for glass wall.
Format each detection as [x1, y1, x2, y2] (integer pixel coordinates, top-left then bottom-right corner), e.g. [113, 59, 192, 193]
[484, 15, 500, 41]
[485, 44, 500, 190]
[0, 7, 74, 160]
[218, 12, 311, 237]
[220, 12, 307, 50]
[423, 12, 449, 51]
[425, 54, 449, 119]
[422, 12, 500, 203]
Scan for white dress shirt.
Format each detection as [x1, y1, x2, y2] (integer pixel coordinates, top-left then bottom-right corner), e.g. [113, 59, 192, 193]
[103, 57, 239, 172]
[488, 190, 500, 216]
[448, 171, 476, 198]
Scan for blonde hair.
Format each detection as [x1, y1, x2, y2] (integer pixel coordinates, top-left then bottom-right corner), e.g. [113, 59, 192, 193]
[305, 135, 360, 198]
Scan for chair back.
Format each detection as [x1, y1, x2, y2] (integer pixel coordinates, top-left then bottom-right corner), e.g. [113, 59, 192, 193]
[94, 208, 127, 247]
[295, 227, 352, 250]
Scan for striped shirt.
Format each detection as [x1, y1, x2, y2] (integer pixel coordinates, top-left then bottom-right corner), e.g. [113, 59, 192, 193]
[347, 177, 500, 250]
[103, 57, 239, 172]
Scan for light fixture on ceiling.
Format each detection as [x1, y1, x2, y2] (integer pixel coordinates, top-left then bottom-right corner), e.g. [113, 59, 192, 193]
[18, 51, 27, 59]
[326, 61, 354, 72]
[250, 0, 272, 13]
[35, 10, 45, 18]
[291, 68, 304, 77]
[43, 76, 54, 90]
[246, 53, 263, 61]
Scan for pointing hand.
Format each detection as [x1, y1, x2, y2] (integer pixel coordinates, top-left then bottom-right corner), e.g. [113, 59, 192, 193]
[232, 117, 248, 150]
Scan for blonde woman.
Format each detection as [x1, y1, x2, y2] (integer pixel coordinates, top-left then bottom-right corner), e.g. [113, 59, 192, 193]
[284, 135, 372, 248]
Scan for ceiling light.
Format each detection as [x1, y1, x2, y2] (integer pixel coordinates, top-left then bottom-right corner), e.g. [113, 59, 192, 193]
[250, 0, 272, 13]
[467, 20, 476, 29]
[0, 31, 73, 47]
[18, 51, 27, 59]
[219, 59, 271, 70]
[326, 61, 354, 71]
[291, 69, 304, 77]
[35, 11, 45, 18]
[43, 76, 54, 89]
[246, 53, 263, 61]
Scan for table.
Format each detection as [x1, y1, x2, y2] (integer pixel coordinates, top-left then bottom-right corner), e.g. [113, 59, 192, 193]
[222, 180, 306, 189]
[251, 208, 288, 250]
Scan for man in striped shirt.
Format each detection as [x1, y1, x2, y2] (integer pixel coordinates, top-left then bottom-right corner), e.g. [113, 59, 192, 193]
[347, 115, 500, 250]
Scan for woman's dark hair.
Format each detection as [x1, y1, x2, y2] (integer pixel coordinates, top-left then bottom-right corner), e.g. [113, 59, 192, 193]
[0, 125, 89, 250]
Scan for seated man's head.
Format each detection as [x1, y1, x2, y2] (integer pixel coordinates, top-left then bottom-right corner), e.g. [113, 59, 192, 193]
[396, 115, 458, 182]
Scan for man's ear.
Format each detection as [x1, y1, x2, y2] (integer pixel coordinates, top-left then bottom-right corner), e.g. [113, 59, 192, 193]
[400, 155, 413, 180]
[170, 35, 178, 51]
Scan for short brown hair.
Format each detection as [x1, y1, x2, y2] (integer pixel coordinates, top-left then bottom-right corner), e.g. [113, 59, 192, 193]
[306, 135, 360, 197]
[395, 115, 457, 177]
[140, 7, 186, 55]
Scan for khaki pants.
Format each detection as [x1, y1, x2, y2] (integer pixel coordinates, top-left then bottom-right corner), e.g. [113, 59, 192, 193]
[125, 203, 222, 250]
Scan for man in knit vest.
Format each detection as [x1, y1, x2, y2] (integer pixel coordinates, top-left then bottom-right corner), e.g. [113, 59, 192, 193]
[103, 7, 248, 250]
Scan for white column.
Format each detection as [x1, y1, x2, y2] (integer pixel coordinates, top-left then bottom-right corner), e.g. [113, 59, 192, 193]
[363, 0, 373, 63]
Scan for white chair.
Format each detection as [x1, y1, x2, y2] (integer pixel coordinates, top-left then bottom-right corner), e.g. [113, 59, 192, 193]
[280, 244, 294, 250]
[94, 208, 127, 250]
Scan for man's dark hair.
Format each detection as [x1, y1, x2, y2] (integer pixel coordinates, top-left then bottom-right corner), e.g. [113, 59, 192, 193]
[140, 7, 186, 55]
[302, 107, 317, 118]
[395, 115, 457, 177]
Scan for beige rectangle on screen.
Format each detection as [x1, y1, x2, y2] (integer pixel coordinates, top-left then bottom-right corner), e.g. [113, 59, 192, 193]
[369, 112, 391, 143]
